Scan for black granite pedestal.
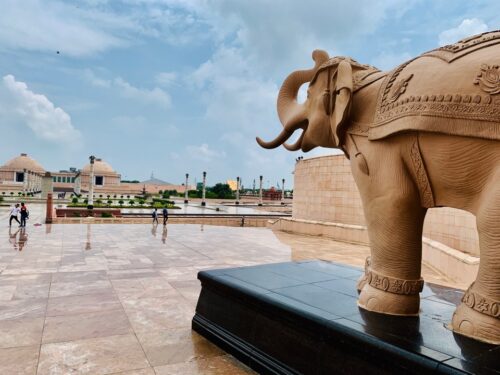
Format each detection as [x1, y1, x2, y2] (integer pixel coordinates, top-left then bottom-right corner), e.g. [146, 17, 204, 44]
[192, 260, 499, 375]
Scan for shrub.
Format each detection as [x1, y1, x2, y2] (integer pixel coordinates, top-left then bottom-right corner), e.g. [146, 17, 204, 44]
[138, 199, 145, 205]
[107, 199, 112, 206]
[129, 200, 135, 206]
[96, 199, 102, 205]
[126, 195, 130, 198]
[84, 199, 88, 204]
[118, 200, 124, 206]
[107, 195, 111, 199]
[72, 197, 78, 204]
[10, 192, 14, 196]
[113, 194, 117, 198]
[18, 192, 22, 196]
[72, 212, 81, 217]
[0, 196, 3, 202]
[1, 192, 5, 195]
[158, 190, 163, 194]
[101, 212, 113, 218]
[99, 194, 103, 198]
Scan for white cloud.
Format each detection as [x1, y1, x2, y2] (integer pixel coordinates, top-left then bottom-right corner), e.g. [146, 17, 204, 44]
[0, 0, 129, 57]
[114, 77, 171, 108]
[155, 72, 178, 86]
[439, 18, 488, 46]
[1, 75, 81, 142]
[186, 143, 226, 162]
[83, 70, 171, 108]
[83, 69, 111, 88]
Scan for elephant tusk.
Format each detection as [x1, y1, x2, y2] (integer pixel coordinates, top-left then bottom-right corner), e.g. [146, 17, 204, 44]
[283, 128, 306, 151]
[256, 128, 294, 149]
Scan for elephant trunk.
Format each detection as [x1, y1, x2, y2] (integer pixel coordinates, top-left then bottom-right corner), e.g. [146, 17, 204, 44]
[277, 50, 329, 130]
[256, 50, 329, 150]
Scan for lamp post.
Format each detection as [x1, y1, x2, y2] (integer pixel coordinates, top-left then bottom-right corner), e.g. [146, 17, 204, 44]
[184, 173, 189, 204]
[235, 176, 240, 205]
[88, 155, 95, 210]
[281, 178, 285, 205]
[201, 171, 206, 207]
[258, 175, 263, 206]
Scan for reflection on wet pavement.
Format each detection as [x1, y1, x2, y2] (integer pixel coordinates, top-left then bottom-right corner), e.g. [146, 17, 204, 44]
[0, 222, 458, 374]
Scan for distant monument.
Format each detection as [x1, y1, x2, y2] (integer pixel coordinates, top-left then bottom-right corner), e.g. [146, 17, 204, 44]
[257, 31, 500, 344]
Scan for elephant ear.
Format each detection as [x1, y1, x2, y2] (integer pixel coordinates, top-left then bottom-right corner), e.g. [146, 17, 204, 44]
[331, 60, 353, 147]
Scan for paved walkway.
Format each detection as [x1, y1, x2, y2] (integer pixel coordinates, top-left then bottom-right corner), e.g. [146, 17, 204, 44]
[0, 222, 458, 374]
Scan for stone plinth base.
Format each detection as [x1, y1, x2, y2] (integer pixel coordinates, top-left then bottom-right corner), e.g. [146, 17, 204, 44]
[193, 261, 498, 375]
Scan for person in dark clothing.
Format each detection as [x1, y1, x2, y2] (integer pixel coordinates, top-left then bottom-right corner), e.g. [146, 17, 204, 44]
[152, 208, 158, 225]
[9, 204, 20, 227]
[162, 207, 168, 225]
[19, 202, 29, 227]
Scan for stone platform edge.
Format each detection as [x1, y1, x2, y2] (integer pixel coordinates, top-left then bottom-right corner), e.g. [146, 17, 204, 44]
[270, 217, 479, 286]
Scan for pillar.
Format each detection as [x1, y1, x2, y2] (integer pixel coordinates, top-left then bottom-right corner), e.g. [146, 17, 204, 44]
[201, 171, 206, 207]
[45, 193, 53, 224]
[22, 168, 27, 195]
[88, 155, 95, 209]
[184, 173, 189, 204]
[258, 175, 263, 206]
[281, 178, 285, 205]
[236, 176, 240, 205]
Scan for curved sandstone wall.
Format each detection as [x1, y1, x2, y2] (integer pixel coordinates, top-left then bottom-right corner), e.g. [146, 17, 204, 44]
[278, 154, 480, 285]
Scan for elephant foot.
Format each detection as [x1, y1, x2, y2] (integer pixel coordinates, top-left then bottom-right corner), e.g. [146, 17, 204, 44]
[451, 286, 500, 345]
[358, 284, 420, 316]
[357, 266, 423, 316]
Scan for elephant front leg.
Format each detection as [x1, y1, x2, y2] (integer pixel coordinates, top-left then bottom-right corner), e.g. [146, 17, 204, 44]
[358, 193, 427, 316]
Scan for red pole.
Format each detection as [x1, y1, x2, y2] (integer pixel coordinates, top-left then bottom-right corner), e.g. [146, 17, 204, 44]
[45, 193, 53, 224]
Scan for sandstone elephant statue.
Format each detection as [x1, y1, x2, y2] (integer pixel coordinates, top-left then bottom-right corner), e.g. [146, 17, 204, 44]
[257, 31, 500, 344]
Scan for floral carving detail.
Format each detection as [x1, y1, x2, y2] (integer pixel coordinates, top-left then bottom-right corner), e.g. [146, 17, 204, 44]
[387, 74, 413, 103]
[366, 269, 424, 295]
[462, 284, 500, 319]
[474, 64, 500, 95]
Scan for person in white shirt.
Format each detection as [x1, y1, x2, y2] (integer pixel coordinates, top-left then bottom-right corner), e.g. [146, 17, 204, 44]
[9, 204, 20, 227]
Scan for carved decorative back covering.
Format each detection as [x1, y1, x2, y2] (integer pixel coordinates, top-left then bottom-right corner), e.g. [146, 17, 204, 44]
[370, 32, 500, 142]
[423, 30, 500, 63]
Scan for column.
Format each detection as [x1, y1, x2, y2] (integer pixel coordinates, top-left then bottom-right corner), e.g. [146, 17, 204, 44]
[281, 178, 285, 205]
[23, 168, 27, 195]
[201, 171, 206, 207]
[45, 193, 53, 224]
[184, 173, 189, 204]
[258, 175, 263, 206]
[88, 155, 95, 210]
[235, 176, 240, 205]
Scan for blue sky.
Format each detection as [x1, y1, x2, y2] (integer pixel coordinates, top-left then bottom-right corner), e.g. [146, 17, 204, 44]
[0, 0, 498, 188]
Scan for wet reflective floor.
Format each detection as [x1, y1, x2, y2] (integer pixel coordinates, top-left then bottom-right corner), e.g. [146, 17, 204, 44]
[0, 220, 457, 374]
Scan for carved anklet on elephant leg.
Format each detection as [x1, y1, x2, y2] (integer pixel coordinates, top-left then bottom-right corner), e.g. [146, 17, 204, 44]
[451, 283, 500, 344]
[357, 263, 424, 316]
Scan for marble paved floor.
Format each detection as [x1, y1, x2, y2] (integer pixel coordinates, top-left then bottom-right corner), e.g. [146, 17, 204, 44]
[0, 222, 458, 374]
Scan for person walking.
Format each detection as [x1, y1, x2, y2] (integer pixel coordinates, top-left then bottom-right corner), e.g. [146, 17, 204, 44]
[19, 202, 29, 227]
[152, 208, 158, 225]
[9, 204, 20, 227]
[162, 207, 168, 226]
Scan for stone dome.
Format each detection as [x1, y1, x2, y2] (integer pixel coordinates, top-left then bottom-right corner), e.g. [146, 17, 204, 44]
[82, 158, 116, 175]
[0, 153, 45, 172]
